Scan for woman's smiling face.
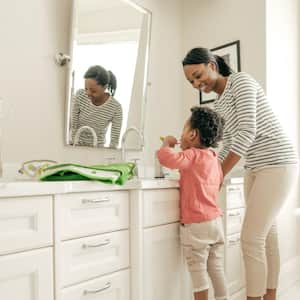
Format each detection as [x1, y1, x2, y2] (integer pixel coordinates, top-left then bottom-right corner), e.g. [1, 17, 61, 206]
[85, 78, 107, 102]
[183, 62, 218, 93]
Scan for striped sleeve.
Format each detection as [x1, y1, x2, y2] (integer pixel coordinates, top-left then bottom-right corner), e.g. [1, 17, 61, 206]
[218, 128, 232, 161]
[214, 72, 298, 169]
[110, 101, 123, 148]
[230, 73, 257, 157]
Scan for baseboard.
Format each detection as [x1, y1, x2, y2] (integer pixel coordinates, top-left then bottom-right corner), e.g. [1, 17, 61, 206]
[277, 255, 300, 295]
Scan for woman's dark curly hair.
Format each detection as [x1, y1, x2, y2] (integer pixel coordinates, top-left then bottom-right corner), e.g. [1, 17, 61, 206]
[190, 106, 225, 148]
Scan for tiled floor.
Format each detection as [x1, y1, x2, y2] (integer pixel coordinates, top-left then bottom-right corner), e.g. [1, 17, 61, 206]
[279, 281, 300, 299]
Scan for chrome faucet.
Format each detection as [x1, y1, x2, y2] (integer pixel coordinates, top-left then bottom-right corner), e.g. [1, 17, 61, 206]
[121, 126, 144, 161]
[73, 126, 98, 147]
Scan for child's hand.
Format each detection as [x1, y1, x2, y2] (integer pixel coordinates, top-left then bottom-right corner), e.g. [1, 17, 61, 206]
[161, 135, 178, 148]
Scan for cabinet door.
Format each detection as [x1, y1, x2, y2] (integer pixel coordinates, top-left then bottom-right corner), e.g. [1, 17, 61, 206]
[225, 233, 245, 295]
[143, 223, 182, 300]
[0, 196, 53, 254]
[143, 189, 180, 227]
[0, 248, 53, 300]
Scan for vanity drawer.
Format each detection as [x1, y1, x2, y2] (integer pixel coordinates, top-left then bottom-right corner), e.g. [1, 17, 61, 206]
[226, 208, 245, 235]
[55, 191, 129, 240]
[59, 230, 129, 287]
[143, 189, 180, 228]
[61, 269, 129, 300]
[0, 196, 53, 255]
[226, 184, 244, 209]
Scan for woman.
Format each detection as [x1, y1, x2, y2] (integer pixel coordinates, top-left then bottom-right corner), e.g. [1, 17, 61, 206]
[182, 47, 298, 300]
[71, 65, 123, 148]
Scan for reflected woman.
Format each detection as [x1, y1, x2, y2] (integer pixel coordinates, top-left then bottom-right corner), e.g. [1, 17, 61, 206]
[71, 65, 123, 148]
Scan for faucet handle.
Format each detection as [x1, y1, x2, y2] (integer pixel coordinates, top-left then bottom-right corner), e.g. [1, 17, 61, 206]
[130, 158, 140, 163]
[129, 158, 141, 178]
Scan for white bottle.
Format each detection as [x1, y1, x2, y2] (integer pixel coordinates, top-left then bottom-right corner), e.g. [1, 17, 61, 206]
[154, 151, 164, 178]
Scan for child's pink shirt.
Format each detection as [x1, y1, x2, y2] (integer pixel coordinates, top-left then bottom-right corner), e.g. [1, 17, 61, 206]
[157, 147, 223, 224]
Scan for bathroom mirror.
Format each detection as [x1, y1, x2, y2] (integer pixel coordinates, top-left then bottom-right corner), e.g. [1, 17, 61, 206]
[65, 0, 151, 149]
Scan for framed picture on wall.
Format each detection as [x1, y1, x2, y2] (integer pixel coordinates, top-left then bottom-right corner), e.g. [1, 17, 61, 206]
[200, 40, 241, 105]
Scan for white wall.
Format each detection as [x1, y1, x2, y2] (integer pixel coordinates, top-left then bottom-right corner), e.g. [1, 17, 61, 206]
[0, 0, 183, 173]
[137, 0, 184, 168]
[266, 0, 300, 263]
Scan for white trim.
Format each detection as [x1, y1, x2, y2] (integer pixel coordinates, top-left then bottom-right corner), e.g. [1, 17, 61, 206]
[77, 29, 140, 45]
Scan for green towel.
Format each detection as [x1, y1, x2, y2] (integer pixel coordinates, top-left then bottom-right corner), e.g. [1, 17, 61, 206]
[38, 162, 135, 185]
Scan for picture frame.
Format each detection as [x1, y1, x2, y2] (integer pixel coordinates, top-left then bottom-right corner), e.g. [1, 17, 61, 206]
[200, 40, 241, 105]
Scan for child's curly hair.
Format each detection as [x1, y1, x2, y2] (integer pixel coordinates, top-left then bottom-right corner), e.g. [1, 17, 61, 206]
[190, 106, 225, 148]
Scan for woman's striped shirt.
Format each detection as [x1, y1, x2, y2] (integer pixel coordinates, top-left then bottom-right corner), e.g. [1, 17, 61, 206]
[71, 89, 123, 148]
[214, 72, 298, 170]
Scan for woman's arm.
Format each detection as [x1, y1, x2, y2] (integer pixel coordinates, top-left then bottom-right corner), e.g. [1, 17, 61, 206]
[221, 151, 241, 177]
[219, 73, 257, 177]
[230, 73, 257, 157]
[110, 103, 123, 148]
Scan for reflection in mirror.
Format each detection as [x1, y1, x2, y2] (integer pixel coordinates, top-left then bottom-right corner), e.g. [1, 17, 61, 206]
[71, 65, 122, 148]
[65, 0, 151, 149]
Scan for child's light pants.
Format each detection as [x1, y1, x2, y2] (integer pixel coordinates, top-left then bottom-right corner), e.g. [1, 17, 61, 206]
[180, 217, 228, 300]
[242, 164, 299, 297]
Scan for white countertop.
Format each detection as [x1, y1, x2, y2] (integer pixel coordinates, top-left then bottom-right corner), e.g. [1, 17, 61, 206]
[0, 178, 179, 198]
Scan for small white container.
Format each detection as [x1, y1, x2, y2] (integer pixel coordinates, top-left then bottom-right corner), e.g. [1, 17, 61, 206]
[154, 152, 164, 178]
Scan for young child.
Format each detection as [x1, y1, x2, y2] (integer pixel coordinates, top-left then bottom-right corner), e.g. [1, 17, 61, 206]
[157, 106, 227, 300]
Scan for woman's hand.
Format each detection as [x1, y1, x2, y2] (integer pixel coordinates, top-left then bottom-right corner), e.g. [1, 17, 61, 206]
[221, 151, 241, 177]
[161, 135, 178, 148]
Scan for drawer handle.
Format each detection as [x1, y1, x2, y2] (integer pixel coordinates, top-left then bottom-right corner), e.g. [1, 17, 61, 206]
[228, 186, 241, 191]
[228, 238, 240, 246]
[83, 282, 111, 295]
[228, 212, 241, 217]
[82, 239, 111, 249]
[81, 196, 110, 204]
